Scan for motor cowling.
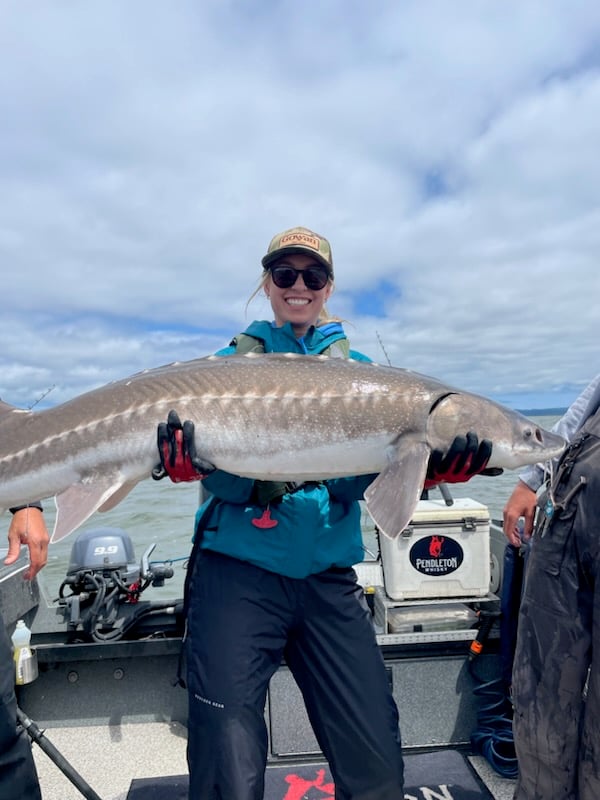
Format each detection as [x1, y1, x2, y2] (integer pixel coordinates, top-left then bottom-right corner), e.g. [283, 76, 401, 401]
[67, 527, 138, 580]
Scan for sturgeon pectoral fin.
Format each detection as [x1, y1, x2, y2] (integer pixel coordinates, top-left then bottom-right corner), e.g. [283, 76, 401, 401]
[98, 480, 138, 512]
[50, 476, 128, 543]
[364, 441, 430, 539]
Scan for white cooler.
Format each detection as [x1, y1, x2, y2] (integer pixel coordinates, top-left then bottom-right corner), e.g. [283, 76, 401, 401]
[380, 498, 491, 601]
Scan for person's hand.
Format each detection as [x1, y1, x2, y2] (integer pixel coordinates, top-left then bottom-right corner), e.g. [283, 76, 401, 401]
[152, 410, 215, 483]
[424, 433, 499, 489]
[5, 507, 49, 581]
[503, 480, 537, 547]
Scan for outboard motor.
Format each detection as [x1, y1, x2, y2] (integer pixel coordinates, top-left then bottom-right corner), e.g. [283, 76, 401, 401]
[58, 527, 177, 642]
[67, 527, 139, 581]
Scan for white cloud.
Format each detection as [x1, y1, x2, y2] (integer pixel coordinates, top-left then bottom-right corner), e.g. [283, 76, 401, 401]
[1, 0, 599, 413]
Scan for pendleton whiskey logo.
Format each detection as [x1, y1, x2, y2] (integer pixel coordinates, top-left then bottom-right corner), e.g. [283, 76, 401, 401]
[409, 535, 464, 576]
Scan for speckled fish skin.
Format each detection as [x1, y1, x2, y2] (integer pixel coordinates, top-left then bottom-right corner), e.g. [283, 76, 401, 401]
[0, 353, 566, 542]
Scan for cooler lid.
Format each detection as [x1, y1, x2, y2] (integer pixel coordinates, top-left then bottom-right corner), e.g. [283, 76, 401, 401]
[410, 497, 490, 524]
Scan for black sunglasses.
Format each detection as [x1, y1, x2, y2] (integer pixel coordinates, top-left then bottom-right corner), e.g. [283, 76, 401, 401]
[269, 264, 330, 291]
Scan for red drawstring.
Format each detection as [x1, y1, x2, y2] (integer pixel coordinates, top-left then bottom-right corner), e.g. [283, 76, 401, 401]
[251, 508, 279, 529]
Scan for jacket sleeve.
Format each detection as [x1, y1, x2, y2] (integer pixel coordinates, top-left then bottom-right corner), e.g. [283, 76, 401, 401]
[201, 470, 255, 504]
[325, 474, 377, 502]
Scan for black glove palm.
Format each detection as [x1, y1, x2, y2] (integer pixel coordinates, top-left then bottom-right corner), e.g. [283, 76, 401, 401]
[425, 433, 501, 488]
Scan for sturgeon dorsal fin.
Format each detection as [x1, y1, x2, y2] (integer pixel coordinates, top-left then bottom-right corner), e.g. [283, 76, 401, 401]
[0, 400, 22, 416]
[0, 401, 29, 435]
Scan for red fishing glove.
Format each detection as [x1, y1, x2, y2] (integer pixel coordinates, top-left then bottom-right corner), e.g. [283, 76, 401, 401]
[152, 410, 215, 483]
[424, 433, 499, 489]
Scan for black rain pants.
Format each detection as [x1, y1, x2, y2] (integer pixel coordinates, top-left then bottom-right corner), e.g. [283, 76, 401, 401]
[0, 610, 41, 800]
[185, 550, 404, 799]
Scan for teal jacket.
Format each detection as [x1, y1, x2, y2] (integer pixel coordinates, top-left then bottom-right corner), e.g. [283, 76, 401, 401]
[196, 320, 375, 578]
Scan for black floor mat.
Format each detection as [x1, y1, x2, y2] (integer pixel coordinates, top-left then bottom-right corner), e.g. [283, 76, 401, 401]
[127, 749, 494, 799]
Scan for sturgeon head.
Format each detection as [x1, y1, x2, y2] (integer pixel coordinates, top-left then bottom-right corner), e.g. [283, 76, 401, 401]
[364, 387, 566, 540]
[426, 393, 566, 469]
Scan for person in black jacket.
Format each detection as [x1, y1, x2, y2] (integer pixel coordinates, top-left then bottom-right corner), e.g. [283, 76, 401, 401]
[1, 502, 48, 800]
[503, 375, 600, 800]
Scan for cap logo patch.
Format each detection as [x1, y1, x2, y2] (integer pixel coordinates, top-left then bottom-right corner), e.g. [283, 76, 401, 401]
[279, 232, 320, 251]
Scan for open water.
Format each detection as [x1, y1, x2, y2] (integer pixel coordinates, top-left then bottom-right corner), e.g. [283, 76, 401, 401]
[4, 415, 561, 603]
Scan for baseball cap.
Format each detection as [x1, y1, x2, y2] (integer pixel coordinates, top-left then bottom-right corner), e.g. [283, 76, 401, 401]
[261, 226, 334, 276]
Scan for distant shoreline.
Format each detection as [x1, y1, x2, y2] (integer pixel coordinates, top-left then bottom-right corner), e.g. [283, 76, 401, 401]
[517, 408, 567, 416]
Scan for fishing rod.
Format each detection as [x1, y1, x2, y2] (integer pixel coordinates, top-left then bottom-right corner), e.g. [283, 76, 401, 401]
[17, 707, 104, 800]
[27, 385, 56, 410]
[375, 330, 392, 366]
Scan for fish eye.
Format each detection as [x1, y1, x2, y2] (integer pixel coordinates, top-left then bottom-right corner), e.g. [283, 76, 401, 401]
[523, 428, 533, 441]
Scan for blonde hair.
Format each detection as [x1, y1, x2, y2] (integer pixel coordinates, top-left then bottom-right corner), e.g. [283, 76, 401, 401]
[246, 269, 342, 325]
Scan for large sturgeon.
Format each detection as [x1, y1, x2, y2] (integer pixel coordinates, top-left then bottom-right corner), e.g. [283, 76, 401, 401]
[0, 352, 565, 543]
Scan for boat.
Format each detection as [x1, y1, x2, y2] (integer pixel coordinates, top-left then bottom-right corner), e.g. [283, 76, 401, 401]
[2, 488, 520, 800]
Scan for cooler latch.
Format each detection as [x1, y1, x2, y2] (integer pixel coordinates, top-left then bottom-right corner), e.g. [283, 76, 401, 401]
[462, 517, 478, 531]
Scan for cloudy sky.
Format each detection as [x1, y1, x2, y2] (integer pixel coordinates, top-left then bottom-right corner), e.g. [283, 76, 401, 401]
[2, 1, 599, 413]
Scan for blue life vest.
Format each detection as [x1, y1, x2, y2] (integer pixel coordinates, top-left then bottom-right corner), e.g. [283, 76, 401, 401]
[194, 320, 373, 578]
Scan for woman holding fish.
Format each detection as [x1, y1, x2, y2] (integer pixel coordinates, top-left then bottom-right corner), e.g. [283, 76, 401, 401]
[155, 226, 492, 799]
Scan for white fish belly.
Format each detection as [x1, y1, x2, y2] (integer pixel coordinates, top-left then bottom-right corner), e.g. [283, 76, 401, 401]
[212, 435, 392, 481]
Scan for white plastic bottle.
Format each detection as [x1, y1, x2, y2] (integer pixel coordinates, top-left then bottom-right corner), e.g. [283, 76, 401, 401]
[11, 619, 37, 685]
